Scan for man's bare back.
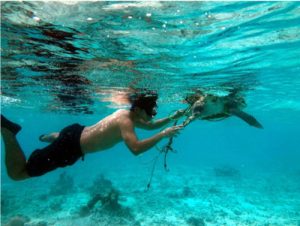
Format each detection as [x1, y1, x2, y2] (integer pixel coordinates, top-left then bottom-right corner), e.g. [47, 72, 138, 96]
[80, 110, 127, 153]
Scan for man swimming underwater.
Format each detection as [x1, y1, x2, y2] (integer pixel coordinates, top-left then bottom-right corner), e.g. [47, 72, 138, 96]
[1, 90, 184, 180]
[183, 89, 263, 128]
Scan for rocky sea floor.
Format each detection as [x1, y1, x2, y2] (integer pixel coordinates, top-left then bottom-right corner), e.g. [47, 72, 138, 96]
[1, 165, 300, 226]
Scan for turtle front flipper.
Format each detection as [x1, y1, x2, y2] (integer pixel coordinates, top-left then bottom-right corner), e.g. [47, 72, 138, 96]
[229, 108, 263, 129]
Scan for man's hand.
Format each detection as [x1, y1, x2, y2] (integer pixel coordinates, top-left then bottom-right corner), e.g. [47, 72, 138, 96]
[170, 110, 186, 120]
[162, 125, 183, 138]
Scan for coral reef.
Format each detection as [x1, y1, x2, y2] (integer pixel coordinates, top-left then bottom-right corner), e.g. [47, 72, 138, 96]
[49, 172, 75, 196]
[214, 165, 240, 178]
[208, 186, 222, 195]
[167, 186, 194, 199]
[181, 186, 194, 197]
[186, 217, 205, 226]
[49, 198, 63, 212]
[1, 193, 11, 216]
[79, 188, 121, 217]
[1, 190, 19, 216]
[79, 175, 123, 217]
[78, 175, 139, 225]
[25, 221, 48, 226]
[4, 215, 30, 226]
[88, 174, 113, 196]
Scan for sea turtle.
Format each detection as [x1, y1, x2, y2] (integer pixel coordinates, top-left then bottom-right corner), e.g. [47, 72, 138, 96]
[184, 90, 263, 129]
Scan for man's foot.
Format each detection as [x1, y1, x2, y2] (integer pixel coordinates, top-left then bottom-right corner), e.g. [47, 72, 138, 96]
[1, 115, 22, 135]
[39, 134, 47, 142]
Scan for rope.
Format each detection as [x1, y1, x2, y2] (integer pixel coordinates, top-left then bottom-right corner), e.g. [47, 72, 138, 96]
[146, 106, 193, 190]
[146, 153, 161, 190]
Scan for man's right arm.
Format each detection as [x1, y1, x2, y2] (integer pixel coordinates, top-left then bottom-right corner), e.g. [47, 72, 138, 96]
[120, 118, 182, 156]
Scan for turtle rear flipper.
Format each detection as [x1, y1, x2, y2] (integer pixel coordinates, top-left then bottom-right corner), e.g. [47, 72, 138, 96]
[229, 108, 263, 129]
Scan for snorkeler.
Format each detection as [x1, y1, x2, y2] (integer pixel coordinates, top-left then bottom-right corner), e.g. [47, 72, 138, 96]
[183, 89, 263, 128]
[1, 90, 184, 181]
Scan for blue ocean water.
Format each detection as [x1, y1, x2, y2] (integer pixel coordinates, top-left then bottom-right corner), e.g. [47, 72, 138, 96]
[1, 1, 300, 225]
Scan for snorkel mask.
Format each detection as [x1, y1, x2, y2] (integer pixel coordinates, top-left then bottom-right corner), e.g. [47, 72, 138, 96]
[130, 90, 158, 117]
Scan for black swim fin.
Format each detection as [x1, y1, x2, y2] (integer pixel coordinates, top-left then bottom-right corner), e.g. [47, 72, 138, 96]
[1, 115, 22, 135]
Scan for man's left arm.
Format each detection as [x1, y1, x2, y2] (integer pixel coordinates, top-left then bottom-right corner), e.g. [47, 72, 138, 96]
[138, 110, 185, 130]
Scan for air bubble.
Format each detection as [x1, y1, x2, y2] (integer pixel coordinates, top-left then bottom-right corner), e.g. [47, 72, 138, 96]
[33, 16, 40, 22]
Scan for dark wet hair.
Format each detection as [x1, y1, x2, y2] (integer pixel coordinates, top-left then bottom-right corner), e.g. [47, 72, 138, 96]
[129, 89, 158, 117]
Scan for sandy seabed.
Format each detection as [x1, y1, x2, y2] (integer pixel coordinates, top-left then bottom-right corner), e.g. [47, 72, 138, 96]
[1, 165, 300, 226]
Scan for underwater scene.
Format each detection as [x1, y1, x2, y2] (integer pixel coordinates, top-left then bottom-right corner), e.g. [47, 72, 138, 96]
[1, 1, 300, 226]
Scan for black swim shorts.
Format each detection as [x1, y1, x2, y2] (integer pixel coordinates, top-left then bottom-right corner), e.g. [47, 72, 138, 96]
[26, 123, 85, 177]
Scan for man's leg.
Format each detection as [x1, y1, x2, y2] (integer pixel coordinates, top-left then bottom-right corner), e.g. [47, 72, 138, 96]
[1, 128, 30, 180]
[39, 132, 59, 143]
